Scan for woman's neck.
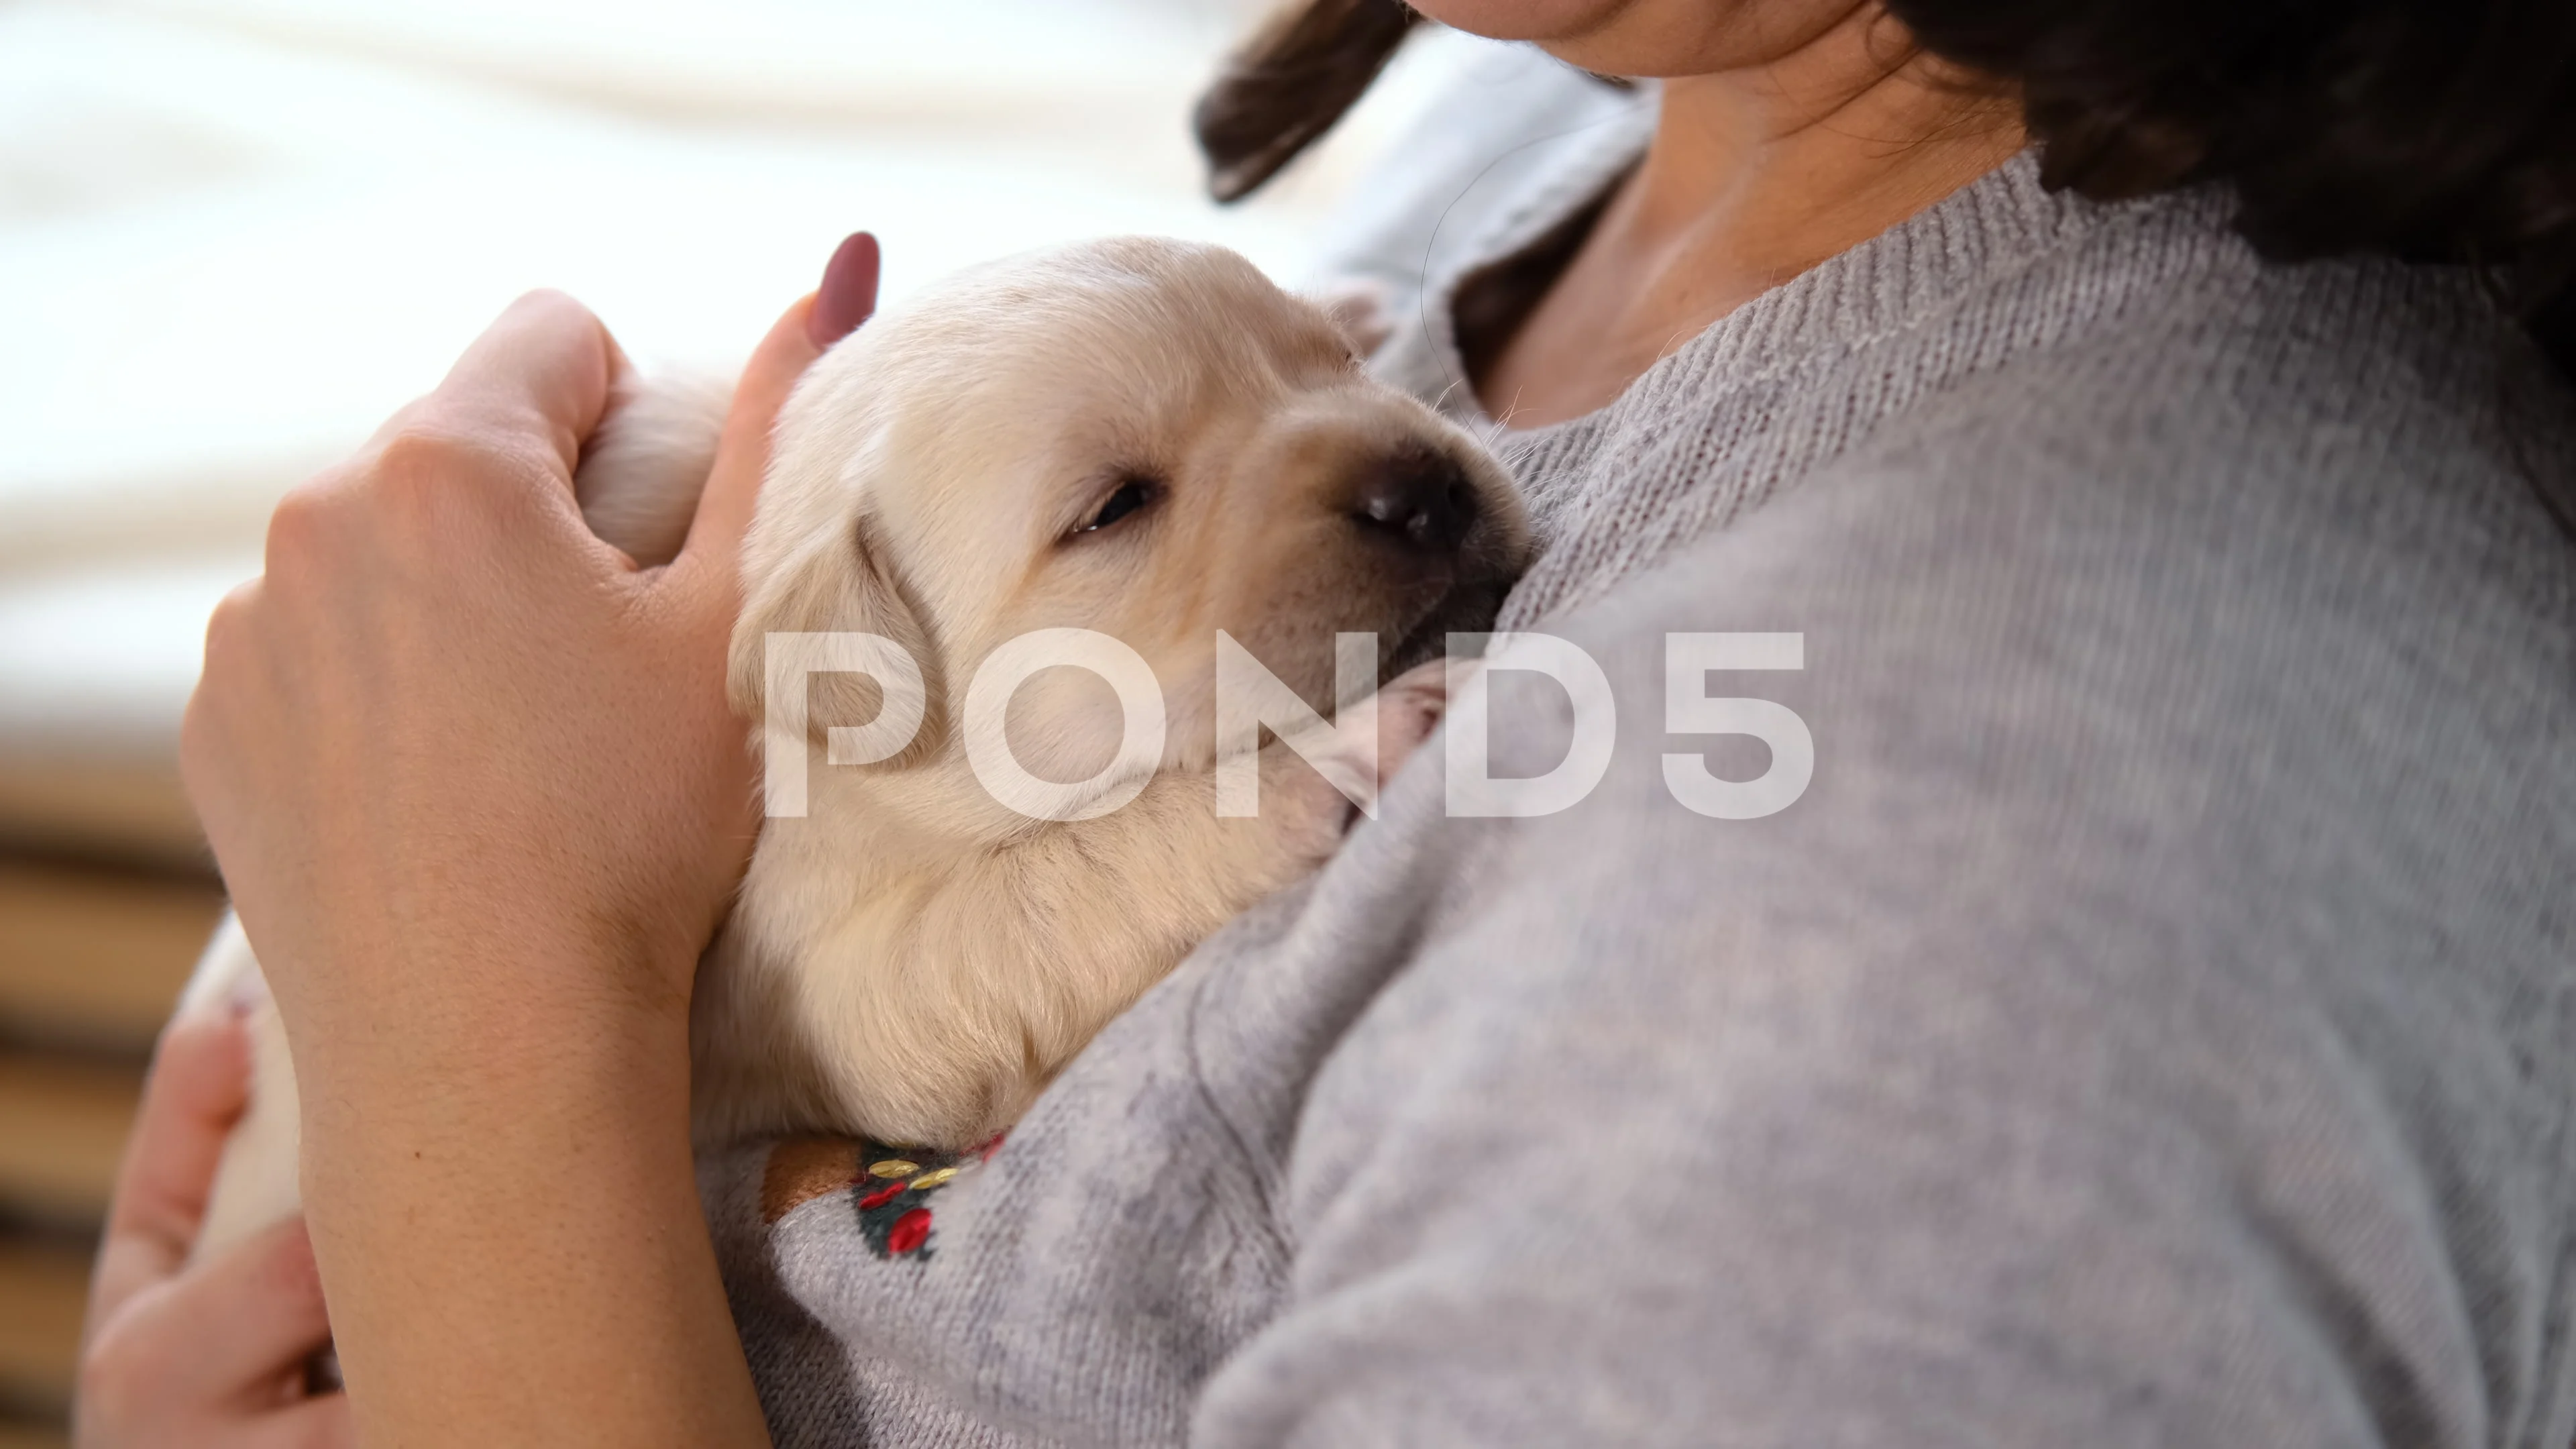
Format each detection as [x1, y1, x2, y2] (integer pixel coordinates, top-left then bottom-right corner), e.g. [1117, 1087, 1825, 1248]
[1475, 10, 2024, 429]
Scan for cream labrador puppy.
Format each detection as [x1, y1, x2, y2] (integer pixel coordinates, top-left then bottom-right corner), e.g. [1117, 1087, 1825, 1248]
[183, 237, 1526, 1258]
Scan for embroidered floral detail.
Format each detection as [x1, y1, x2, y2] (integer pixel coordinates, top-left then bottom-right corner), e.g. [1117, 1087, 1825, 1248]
[758, 1134, 1006, 1260]
[885, 1208, 934, 1255]
[849, 1138, 991, 1260]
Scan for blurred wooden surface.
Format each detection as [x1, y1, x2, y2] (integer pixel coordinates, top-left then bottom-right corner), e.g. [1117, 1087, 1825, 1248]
[0, 1055, 138, 1228]
[0, 763, 204, 878]
[0, 1421, 68, 1449]
[0, 862, 219, 1052]
[0, 853, 211, 1439]
[0, 1238, 86, 1424]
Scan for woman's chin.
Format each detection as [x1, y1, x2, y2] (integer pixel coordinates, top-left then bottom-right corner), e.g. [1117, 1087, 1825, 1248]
[1407, 0, 1853, 80]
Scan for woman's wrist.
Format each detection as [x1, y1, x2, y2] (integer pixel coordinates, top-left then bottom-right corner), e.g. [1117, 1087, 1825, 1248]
[292, 928, 694, 1161]
[294, 933, 763, 1444]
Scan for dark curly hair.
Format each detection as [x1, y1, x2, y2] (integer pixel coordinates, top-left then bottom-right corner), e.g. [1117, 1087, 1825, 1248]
[1192, 0, 2576, 380]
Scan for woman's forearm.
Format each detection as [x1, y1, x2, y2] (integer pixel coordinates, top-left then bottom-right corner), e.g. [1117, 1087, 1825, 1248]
[178, 245, 876, 1440]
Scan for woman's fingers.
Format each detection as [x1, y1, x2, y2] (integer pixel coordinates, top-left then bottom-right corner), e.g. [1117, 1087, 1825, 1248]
[667, 297, 818, 582]
[419, 289, 621, 484]
[105, 1216, 335, 1408]
[674, 231, 880, 587]
[88, 1011, 250, 1334]
[78, 1215, 350, 1448]
[808, 231, 881, 349]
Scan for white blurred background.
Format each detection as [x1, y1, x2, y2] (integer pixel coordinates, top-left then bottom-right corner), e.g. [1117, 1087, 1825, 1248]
[0, 6, 1489, 1439]
[0, 0, 1487, 812]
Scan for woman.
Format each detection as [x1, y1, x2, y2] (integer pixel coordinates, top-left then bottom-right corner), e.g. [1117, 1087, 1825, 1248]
[78, 0, 2575, 1443]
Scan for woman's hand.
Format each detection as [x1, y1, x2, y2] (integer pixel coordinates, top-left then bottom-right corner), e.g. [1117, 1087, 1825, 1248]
[176, 233, 878, 1444]
[77, 1010, 347, 1448]
[186, 259, 867, 1057]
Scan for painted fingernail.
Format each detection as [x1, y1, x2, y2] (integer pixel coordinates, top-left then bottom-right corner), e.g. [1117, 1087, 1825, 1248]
[810, 231, 881, 347]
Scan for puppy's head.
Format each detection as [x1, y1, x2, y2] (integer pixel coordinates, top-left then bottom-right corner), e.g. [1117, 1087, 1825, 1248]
[732, 236, 1526, 808]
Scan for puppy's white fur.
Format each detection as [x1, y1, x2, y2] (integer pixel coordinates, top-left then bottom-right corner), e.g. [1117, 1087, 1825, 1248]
[185, 238, 1524, 1258]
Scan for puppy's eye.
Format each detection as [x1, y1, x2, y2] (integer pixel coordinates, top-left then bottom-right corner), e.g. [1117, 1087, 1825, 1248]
[1075, 476, 1159, 535]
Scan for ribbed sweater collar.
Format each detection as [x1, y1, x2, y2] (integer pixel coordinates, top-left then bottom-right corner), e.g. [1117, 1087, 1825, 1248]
[1456, 149, 2129, 449]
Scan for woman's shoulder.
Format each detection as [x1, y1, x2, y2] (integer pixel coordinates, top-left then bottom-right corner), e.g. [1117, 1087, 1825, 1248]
[1890, 237, 2576, 636]
[1488, 154, 2573, 635]
[1564, 234, 2576, 831]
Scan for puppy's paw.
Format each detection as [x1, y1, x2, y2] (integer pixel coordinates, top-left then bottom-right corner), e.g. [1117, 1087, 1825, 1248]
[574, 366, 736, 566]
[1253, 657, 1477, 866]
[1317, 656, 1475, 824]
[1358, 656, 1459, 784]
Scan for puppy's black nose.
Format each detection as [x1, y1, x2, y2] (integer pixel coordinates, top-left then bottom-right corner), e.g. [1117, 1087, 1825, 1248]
[1348, 448, 1477, 553]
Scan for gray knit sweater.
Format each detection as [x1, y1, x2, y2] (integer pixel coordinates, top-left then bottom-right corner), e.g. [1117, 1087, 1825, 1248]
[701, 46, 2576, 1448]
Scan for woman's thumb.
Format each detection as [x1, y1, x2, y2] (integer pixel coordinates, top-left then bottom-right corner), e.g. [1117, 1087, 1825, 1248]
[680, 231, 879, 575]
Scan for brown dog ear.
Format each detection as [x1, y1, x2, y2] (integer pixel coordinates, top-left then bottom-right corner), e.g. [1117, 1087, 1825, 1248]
[727, 515, 941, 759]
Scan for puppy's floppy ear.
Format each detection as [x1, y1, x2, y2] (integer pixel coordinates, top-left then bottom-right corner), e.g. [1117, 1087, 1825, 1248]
[727, 514, 941, 757]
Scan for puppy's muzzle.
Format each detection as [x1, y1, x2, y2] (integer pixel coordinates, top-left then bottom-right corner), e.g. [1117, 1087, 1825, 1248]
[1346, 445, 1479, 555]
